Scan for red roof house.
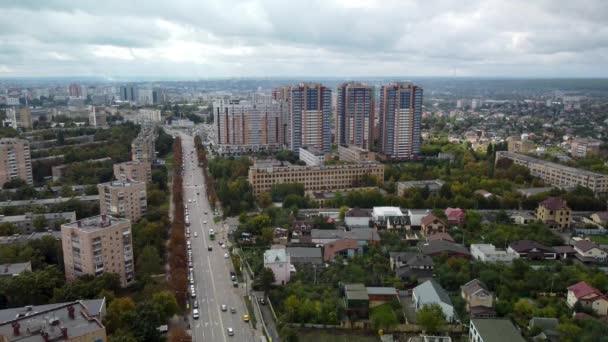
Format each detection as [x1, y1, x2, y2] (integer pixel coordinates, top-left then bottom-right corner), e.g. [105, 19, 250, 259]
[323, 239, 360, 261]
[566, 281, 608, 316]
[445, 207, 465, 225]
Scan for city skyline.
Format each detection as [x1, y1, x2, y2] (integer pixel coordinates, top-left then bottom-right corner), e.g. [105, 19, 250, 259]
[0, 0, 607, 78]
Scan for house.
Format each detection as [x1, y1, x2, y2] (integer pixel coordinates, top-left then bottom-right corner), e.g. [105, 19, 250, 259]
[412, 280, 456, 322]
[311, 228, 381, 246]
[573, 239, 608, 262]
[510, 211, 536, 225]
[389, 252, 434, 282]
[372, 207, 408, 230]
[286, 247, 323, 265]
[427, 232, 455, 243]
[536, 197, 571, 230]
[420, 214, 447, 237]
[408, 209, 431, 229]
[590, 212, 608, 227]
[0, 262, 32, 277]
[273, 227, 289, 245]
[323, 239, 361, 261]
[344, 208, 371, 228]
[469, 319, 526, 342]
[419, 240, 471, 259]
[291, 220, 313, 243]
[507, 240, 556, 260]
[263, 248, 291, 285]
[566, 281, 608, 316]
[445, 207, 465, 225]
[366, 287, 399, 308]
[343, 283, 369, 319]
[461, 279, 495, 318]
[529, 317, 560, 342]
[471, 244, 518, 264]
[553, 245, 576, 259]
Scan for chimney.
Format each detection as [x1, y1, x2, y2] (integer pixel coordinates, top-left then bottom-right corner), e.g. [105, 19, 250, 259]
[67, 305, 75, 319]
[61, 327, 68, 339]
[11, 322, 20, 336]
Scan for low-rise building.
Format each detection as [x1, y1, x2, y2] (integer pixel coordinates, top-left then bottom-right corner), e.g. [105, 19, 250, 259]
[0, 298, 106, 324]
[507, 136, 537, 154]
[510, 211, 536, 225]
[0, 301, 107, 342]
[397, 180, 445, 196]
[412, 280, 455, 322]
[445, 208, 465, 225]
[0, 211, 76, 234]
[343, 283, 369, 319]
[291, 221, 313, 243]
[0, 262, 31, 277]
[419, 240, 471, 259]
[421, 214, 447, 237]
[344, 208, 371, 228]
[366, 287, 399, 308]
[573, 240, 608, 262]
[372, 206, 408, 230]
[323, 239, 361, 261]
[507, 240, 556, 260]
[311, 228, 381, 246]
[590, 212, 608, 227]
[570, 137, 601, 158]
[389, 252, 434, 282]
[471, 244, 519, 264]
[528, 317, 560, 342]
[263, 248, 291, 285]
[469, 319, 525, 342]
[338, 144, 376, 163]
[461, 279, 495, 318]
[566, 281, 608, 316]
[286, 247, 322, 265]
[427, 232, 455, 243]
[536, 197, 571, 230]
[299, 146, 326, 166]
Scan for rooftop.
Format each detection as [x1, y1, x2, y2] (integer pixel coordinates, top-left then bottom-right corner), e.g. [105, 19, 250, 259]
[286, 247, 322, 260]
[539, 197, 569, 211]
[567, 281, 604, 299]
[413, 280, 452, 306]
[419, 240, 470, 256]
[311, 228, 381, 242]
[264, 248, 288, 264]
[498, 151, 606, 178]
[461, 279, 489, 296]
[99, 179, 145, 188]
[0, 299, 105, 324]
[0, 262, 31, 277]
[508, 240, 553, 253]
[62, 214, 129, 232]
[372, 206, 404, 217]
[344, 284, 369, 301]
[574, 240, 600, 253]
[366, 287, 398, 296]
[470, 319, 525, 342]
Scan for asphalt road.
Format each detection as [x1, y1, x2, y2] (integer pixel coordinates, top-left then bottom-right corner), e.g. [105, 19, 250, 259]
[177, 130, 257, 342]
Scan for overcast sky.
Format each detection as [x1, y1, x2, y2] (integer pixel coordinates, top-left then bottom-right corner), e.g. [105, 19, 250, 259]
[1, 0, 607, 78]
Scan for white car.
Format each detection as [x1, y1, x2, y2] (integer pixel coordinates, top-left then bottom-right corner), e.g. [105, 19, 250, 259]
[193, 308, 199, 319]
[194, 232, 198, 238]
[188, 199, 192, 203]
[224, 253, 229, 259]
[221, 244, 226, 249]
[221, 304, 227, 311]
[203, 221, 207, 224]
[227, 327, 234, 336]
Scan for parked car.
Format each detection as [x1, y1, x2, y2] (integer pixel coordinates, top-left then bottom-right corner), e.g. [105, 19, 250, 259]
[221, 304, 227, 312]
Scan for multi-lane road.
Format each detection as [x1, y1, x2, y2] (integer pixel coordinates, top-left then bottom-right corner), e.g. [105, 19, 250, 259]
[176, 130, 258, 342]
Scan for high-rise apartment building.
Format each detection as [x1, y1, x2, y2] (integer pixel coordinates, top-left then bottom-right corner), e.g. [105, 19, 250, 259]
[131, 126, 156, 163]
[113, 161, 152, 183]
[120, 85, 137, 102]
[98, 180, 147, 222]
[11, 107, 32, 129]
[379, 82, 423, 160]
[88, 107, 107, 127]
[336, 82, 375, 150]
[69, 83, 82, 97]
[282, 83, 332, 153]
[137, 89, 153, 105]
[0, 138, 33, 186]
[213, 99, 282, 155]
[61, 215, 135, 287]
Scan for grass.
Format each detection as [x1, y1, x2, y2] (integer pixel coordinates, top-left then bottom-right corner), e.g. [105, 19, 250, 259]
[590, 235, 608, 245]
[244, 295, 258, 329]
[296, 329, 380, 342]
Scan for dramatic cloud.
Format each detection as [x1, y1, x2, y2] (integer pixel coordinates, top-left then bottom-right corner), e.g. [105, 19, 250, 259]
[0, 0, 606, 77]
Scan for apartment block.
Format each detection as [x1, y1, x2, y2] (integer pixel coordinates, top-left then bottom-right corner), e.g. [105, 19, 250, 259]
[248, 159, 384, 196]
[61, 215, 135, 287]
[0, 138, 33, 186]
[88, 107, 107, 127]
[213, 99, 282, 155]
[131, 127, 156, 163]
[379, 82, 423, 160]
[495, 151, 608, 194]
[113, 160, 152, 183]
[98, 180, 147, 222]
[506, 136, 536, 154]
[336, 82, 374, 150]
[138, 108, 161, 122]
[3, 107, 32, 130]
[338, 144, 376, 163]
[570, 137, 601, 158]
[299, 146, 326, 166]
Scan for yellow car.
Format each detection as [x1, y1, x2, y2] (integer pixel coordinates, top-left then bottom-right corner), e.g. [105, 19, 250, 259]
[242, 314, 249, 322]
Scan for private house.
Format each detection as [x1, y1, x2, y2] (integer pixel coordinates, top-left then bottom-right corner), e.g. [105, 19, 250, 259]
[469, 319, 526, 342]
[419, 240, 471, 259]
[408, 209, 431, 229]
[573, 240, 608, 263]
[323, 239, 361, 261]
[389, 252, 434, 283]
[286, 247, 323, 265]
[344, 208, 372, 228]
[510, 211, 536, 225]
[412, 280, 456, 322]
[367, 287, 399, 308]
[273, 227, 289, 245]
[0, 262, 31, 277]
[263, 248, 291, 285]
[445, 207, 465, 225]
[420, 214, 447, 237]
[311, 228, 381, 246]
[372, 206, 408, 230]
[471, 244, 518, 264]
[566, 281, 608, 316]
[590, 212, 608, 227]
[529, 317, 560, 342]
[553, 245, 576, 259]
[344, 283, 369, 319]
[507, 240, 557, 260]
[291, 221, 313, 243]
[536, 197, 571, 230]
[461, 279, 495, 318]
[427, 232, 455, 243]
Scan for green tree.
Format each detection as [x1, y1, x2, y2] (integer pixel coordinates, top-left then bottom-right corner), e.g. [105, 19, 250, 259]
[152, 291, 179, 321]
[105, 297, 136, 332]
[137, 246, 162, 276]
[0, 222, 15, 236]
[284, 295, 300, 322]
[280, 325, 299, 342]
[261, 227, 274, 245]
[557, 322, 583, 342]
[258, 192, 272, 209]
[108, 330, 137, 342]
[254, 267, 276, 294]
[338, 205, 349, 221]
[417, 304, 446, 334]
[370, 304, 399, 331]
[33, 215, 48, 232]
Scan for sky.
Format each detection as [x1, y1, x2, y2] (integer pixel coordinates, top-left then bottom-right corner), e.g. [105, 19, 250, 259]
[0, 0, 607, 79]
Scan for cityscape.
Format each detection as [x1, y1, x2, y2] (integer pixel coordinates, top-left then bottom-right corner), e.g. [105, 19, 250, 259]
[1, 1, 608, 342]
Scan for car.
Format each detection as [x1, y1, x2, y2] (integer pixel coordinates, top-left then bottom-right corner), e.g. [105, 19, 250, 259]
[243, 314, 249, 322]
[194, 232, 198, 238]
[259, 298, 266, 305]
[193, 308, 199, 319]
[230, 307, 236, 313]
[221, 243, 226, 249]
[188, 199, 191, 203]
[204, 212, 208, 215]
[221, 304, 227, 312]
[197, 192, 200, 195]
[232, 281, 238, 288]
[203, 220, 207, 224]
[190, 291, 196, 298]
[227, 327, 234, 336]
[193, 198, 196, 202]
[231, 275, 237, 281]
[193, 300, 199, 309]
[224, 253, 229, 259]
[230, 271, 236, 277]
[208, 246, 213, 251]
[188, 261, 193, 267]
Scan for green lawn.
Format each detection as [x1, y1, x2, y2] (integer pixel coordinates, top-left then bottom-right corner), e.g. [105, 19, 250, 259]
[590, 235, 608, 245]
[297, 329, 380, 342]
